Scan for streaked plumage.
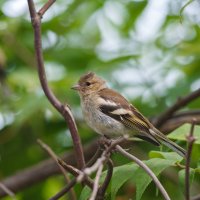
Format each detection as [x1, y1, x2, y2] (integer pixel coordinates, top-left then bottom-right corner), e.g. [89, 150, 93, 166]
[72, 72, 186, 157]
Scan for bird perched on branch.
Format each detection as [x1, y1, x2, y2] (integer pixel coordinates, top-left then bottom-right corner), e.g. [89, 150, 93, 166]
[72, 72, 186, 157]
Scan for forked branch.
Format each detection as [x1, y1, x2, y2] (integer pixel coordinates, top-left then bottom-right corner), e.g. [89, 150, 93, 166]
[27, 0, 85, 169]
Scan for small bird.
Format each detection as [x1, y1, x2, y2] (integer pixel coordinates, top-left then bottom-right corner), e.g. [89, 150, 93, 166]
[72, 72, 186, 157]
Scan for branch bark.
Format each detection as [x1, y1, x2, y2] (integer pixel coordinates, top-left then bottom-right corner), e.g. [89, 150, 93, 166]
[154, 88, 200, 128]
[1, 110, 200, 197]
[97, 159, 113, 199]
[0, 183, 16, 200]
[37, 139, 76, 200]
[27, 0, 85, 169]
[0, 140, 97, 197]
[159, 110, 200, 134]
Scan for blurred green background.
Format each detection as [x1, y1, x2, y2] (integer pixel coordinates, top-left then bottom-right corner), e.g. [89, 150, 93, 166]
[0, 0, 200, 199]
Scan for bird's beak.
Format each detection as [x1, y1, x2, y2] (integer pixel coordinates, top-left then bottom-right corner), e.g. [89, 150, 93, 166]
[71, 84, 80, 90]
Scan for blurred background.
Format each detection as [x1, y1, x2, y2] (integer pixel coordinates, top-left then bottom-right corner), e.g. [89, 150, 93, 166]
[0, 0, 200, 199]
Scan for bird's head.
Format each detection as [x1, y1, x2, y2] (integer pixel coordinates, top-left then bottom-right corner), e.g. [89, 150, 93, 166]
[71, 72, 107, 96]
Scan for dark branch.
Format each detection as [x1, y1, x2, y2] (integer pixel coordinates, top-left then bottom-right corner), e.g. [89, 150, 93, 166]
[1, 110, 200, 197]
[158, 110, 200, 134]
[37, 139, 76, 200]
[185, 120, 196, 200]
[0, 140, 97, 197]
[154, 88, 200, 127]
[0, 183, 16, 200]
[38, 0, 57, 17]
[57, 158, 94, 189]
[97, 159, 113, 199]
[27, 0, 85, 169]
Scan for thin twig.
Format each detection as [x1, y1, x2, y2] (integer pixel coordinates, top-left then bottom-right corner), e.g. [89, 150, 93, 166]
[50, 137, 126, 200]
[0, 183, 16, 200]
[37, 139, 76, 200]
[89, 164, 104, 200]
[0, 140, 98, 198]
[159, 110, 200, 134]
[57, 158, 94, 188]
[77, 156, 106, 183]
[154, 88, 200, 127]
[27, 0, 85, 169]
[185, 120, 196, 200]
[98, 159, 113, 199]
[116, 145, 171, 200]
[38, 0, 56, 17]
[77, 137, 126, 183]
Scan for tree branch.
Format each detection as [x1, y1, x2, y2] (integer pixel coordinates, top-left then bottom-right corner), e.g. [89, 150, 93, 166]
[159, 110, 200, 134]
[38, 0, 57, 17]
[37, 139, 76, 200]
[89, 164, 104, 200]
[98, 159, 113, 199]
[0, 140, 97, 197]
[154, 88, 200, 128]
[0, 183, 16, 200]
[116, 145, 171, 200]
[27, 0, 85, 169]
[1, 110, 200, 197]
[57, 158, 94, 189]
[185, 120, 196, 200]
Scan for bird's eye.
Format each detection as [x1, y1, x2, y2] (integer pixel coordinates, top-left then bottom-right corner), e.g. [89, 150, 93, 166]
[85, 82, 91, 86]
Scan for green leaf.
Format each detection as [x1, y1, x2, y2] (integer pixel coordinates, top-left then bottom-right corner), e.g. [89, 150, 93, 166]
[110, 163, 137, 200]
[80, 155, 182, 200]
[168, 124, 200, 144]
[134, 158, 176, 200]
[111, 157, 180, 200]
[149, 151, 183, 163]
[79, 186, 91, 200]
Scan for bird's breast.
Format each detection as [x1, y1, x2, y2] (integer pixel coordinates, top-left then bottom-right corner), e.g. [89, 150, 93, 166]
[81, 97, 128, 137]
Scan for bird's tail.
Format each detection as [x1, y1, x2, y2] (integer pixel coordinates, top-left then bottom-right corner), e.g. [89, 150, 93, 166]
[150, 128, 186, 158]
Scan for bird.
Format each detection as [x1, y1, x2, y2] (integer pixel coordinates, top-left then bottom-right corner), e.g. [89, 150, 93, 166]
[71, 72, 186, 157]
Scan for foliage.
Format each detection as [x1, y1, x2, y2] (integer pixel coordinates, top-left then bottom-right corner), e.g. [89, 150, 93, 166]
[1, 0, 200, 199]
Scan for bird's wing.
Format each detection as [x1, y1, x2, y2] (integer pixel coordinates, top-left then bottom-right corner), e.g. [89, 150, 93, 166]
[98, 89, 161, 145]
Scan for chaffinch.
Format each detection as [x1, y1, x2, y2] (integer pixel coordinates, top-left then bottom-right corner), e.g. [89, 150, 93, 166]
[72, 72, 185, 157]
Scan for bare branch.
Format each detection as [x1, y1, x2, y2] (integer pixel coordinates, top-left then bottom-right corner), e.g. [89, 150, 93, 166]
[98, 159, 113, 199]
[77, 137, 126, 183]
[0, 183, 16, 200]
[116, 145, 171, 200]
[154, 88, 200, 127]
[159, 110, 200, 134]
[185, 120, 196, 200]
[27, 0, 85, 169]
[42, 138, 124, 200]
[0, 140, 97, 197]
[57, 158, 94, 188]
[89, 164, 104, 200]
[38, 0, 57, 17]
[1, 109, 200, 197]
[37, 139, 76, 200]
